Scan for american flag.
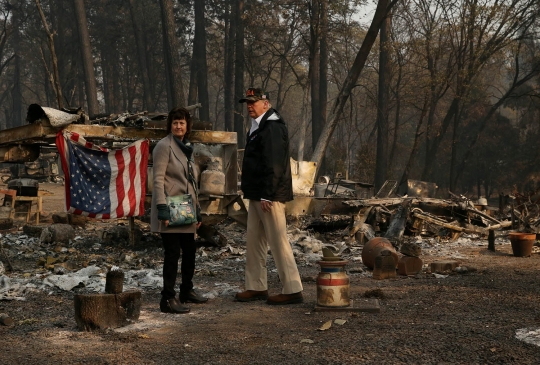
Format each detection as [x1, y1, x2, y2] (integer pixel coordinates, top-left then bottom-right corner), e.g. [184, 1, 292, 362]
[56, 131, 149, 219]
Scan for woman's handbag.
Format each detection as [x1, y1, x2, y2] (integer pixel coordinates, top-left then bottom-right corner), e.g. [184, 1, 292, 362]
[164, 158, 200, 227]
[166, 193, 197, 226]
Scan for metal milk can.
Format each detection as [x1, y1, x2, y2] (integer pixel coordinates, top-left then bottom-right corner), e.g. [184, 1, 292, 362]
[317, 259, 350, 307]
[200, 158, 225, 195]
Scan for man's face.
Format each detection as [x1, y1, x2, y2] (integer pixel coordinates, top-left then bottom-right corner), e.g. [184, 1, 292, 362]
[246, 99, 268, 119]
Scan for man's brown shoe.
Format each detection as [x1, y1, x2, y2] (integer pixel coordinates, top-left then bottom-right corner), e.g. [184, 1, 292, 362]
[266, 292, 303, 305]
[235, 290, 268, 302]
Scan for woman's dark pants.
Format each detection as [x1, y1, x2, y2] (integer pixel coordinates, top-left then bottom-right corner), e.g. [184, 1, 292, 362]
[160, 232, 196, 300]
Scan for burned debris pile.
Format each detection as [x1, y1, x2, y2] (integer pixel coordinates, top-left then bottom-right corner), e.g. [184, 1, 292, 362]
[342, 185, 540, 247]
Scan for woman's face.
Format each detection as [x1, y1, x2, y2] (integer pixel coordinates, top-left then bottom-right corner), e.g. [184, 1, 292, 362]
[171, 119, 187, 139]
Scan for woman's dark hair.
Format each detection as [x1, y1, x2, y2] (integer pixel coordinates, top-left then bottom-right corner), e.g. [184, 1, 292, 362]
[166, 107, 192, 136]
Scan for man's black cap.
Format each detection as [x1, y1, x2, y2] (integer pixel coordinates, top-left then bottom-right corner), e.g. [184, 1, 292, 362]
[239, 88, 269, 103]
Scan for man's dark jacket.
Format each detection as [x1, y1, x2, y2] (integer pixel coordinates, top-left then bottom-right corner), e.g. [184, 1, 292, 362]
[241, 108, 293, 202]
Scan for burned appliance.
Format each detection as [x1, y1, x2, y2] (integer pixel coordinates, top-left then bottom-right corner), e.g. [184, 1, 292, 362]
[7, 178, 39, 197]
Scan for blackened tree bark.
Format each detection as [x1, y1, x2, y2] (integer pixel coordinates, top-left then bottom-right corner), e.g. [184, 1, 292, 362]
[100, 43, 122, 114]
[319, 0, 328, 135]
[10, 1, 22, 128]
[77, 68, 85, 109]
[188, 57, 198, 105]
[100, 46, 112, 114]
[388, 34, 403, 175]
[128, 0, 154, 111]
[233, 0, 245, 147]
[317, 0, 328, 172]
[374, 13, 392, 191]
[309, 0, 321, 153]
[223, 0, 235, 132]
[160, 0, 186, 109]
[189, 0, 209, 121]
[73, 0, 99, 118]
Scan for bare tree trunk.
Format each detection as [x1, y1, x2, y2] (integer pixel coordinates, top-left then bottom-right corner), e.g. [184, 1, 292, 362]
[449, 107, 460, 192]
[73, 0, 99, 117]
[35, 0, 63, 109]
[309, 0, 321, 154]
[100, 43, 121, 114]
[233, 0, 245, 147]
[319, 0, 328, 135]
[297, 87, 310, 162]
[10, 2, 22, 128]
[374, 12, 392, 191]
[77, 67, 85, 110]
[128, 0, 154, 111]
[421, 97, 459, 181]
[194, 0, 209, 121]
[388, 35, 403, 174]
[53, 0, 72, 106]
[100, 46, 113, 114]
[399, 98, 428, 188]
[188, 56, 198, 105]
[223, 0, 235, 132]
[311, 0, 397, 175]
[159, 0, 186, 109]
[111, 55, 122, 112]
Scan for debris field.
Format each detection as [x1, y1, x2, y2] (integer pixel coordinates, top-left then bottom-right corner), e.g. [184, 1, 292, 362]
[1, 182, 540, 364]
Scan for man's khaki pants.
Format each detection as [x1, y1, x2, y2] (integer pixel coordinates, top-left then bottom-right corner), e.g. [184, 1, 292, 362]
[245, 200, 303, 294]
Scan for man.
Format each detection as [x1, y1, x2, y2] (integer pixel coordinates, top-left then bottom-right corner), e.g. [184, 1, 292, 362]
[235, 87, 303, 305]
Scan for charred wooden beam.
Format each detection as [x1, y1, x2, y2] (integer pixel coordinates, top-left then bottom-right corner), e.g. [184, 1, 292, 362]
[0, 122, 237, 147]
[344, 197, 459, 208]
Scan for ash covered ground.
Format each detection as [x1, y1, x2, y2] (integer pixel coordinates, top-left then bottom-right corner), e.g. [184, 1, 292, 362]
[1, 183, 540, 365]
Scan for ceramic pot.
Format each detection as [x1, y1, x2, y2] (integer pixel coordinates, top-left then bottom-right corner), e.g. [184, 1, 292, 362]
[509, 233, 536, 257]
[361, 237, 399, 269]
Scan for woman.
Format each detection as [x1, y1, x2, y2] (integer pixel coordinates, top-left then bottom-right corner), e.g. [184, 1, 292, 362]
[151, 107, 207, 314]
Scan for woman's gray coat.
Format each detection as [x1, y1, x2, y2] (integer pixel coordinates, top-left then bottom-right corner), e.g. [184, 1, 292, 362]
[150, 134, 199, 233]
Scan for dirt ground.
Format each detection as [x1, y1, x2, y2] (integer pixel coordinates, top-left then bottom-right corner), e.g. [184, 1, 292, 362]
[1, 182, 540, 364]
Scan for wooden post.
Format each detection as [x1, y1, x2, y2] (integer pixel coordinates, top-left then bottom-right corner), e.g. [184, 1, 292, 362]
[488, 229, 495, 252]
[105, 268, 124, 294]
[511, 202, 516, 229]
[129, 216, 135, 246]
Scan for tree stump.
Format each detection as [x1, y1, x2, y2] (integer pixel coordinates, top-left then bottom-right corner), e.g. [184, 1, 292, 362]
[74, 291, 141, 331]
[40, 223, 75, 244]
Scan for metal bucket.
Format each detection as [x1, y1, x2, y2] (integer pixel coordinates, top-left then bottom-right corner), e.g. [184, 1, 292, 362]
[313, 183, 327, 198]
[316, 260, 350, 307]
